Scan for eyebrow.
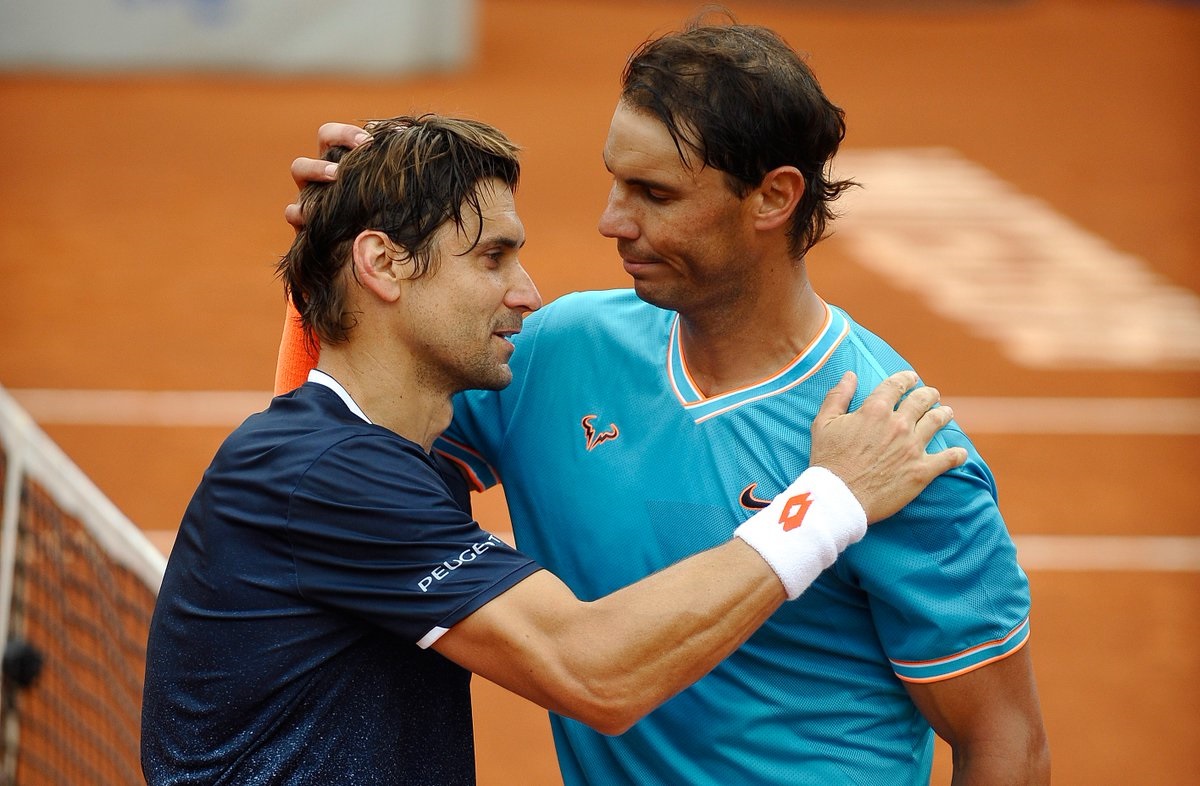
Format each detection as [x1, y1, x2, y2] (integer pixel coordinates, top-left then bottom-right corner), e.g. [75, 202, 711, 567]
[602, 152, 677, 195]
[477, 233, 526, 251]
[626, 176, 676, 194]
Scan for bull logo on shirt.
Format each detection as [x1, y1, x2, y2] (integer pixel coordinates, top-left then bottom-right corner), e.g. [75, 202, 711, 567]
[581, 415, 620, 451]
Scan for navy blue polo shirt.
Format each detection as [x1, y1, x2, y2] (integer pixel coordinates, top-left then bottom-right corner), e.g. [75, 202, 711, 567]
[142, 373, 540, 785]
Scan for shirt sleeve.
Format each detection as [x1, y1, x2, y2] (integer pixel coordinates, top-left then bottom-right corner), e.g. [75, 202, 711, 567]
[837, 423, 1032, 683]
[435, 390, 506, 492]
[284, 433, 541, 646]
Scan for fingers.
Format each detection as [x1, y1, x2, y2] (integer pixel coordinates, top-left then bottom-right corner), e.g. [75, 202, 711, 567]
[284, 203, 304, 232]
[896, 384, 940, 422]
[284, 123, 367, 234]
[925, 445, 969, 476]
[316, 122, 369, 155]
[292, 123, 368, 188]
[861, 371, 963, 475]
[291, 156, 339, 190]
[814, 371, 857, 428]
[861, 370, 920, 413]
[916, 401, 967, 473]
[906, 390, 966, 478]
[913, 403, 954, 442]
[285, 157, 333, 232]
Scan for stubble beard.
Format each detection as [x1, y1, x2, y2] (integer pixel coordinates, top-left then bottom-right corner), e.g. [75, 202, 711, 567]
[443, 348, 514, 394]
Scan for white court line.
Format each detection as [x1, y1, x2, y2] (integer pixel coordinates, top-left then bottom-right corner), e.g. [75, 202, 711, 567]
[9, 389, 1200, 435]
[948, 397, 1200, 435]
[10, 389, 1195, 572]
[9, 389, 273, 427]
[1014, 536, 1200, 572]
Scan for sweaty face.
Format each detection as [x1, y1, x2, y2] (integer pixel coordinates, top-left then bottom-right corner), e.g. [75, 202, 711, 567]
[598, 102, 759, 316]
[400, 179, 541, 394]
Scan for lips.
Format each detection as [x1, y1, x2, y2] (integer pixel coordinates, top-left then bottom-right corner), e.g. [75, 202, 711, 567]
[493, 321, 521, 338]
[620, 254, 663, 277]
[492, 321, 522, 351]
[617, 242, 664, 276]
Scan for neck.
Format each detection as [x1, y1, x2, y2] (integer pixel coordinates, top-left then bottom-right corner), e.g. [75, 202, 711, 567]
[317, 343, 452, 453]
[678, 271, 826, 397]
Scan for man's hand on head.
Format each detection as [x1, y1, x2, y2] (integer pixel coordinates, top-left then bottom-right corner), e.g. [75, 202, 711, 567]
[284, 122, 369, 231]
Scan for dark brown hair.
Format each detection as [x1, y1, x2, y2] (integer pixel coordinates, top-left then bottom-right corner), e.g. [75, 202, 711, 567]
[621, 20, 856, 258]
[277, 115, 521, 344]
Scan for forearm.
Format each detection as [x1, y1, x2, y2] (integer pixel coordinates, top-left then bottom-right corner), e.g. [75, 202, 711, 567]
[556, 538, 786, 731]
[451, 539, 785, 735]
[439, 467, 867, 733]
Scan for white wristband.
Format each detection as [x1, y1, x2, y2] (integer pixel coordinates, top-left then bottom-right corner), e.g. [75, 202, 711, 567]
[733, 466, 867, 600]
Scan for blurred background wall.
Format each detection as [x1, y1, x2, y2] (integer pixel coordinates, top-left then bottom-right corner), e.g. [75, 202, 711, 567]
[0, 0, 476, 74]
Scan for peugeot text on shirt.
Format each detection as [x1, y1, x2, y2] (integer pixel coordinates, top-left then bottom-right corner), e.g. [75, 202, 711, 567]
[418, 532, 509, 592]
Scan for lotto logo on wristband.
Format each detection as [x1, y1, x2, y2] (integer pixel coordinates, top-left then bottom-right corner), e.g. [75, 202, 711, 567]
[779, 493, 813, 531]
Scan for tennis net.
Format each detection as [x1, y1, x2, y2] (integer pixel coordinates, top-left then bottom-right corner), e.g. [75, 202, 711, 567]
[0, 384, 166, 786]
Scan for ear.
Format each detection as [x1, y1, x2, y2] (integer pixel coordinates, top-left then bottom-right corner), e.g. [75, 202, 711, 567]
[351, 230, 406, 303]
[751, 166, 805, 234]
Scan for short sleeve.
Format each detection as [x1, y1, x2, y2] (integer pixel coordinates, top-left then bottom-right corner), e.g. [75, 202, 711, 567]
[838, 426, 1032, 683]
[285, 433, 541, 644]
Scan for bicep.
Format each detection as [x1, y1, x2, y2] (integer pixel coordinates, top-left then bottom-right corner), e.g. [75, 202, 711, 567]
[431, 569, 587, 713]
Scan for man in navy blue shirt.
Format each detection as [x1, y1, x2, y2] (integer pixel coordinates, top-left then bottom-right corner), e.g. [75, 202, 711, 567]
[141, 114, 964, 785]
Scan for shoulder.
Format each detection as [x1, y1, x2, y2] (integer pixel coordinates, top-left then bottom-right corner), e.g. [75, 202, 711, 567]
[828, 304, 916, 382]
[543, 287, 646, 313]
[237, 386, 443, 502]
[302, 429, 442, 495]
[826, 304, 993, 476]
[524, 289, 667, 336]
[512, 289, 671, 368]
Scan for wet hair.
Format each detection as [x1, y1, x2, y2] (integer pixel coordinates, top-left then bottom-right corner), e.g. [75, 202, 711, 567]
[277, 114, 521, 345]
[620, 17, 856, 258]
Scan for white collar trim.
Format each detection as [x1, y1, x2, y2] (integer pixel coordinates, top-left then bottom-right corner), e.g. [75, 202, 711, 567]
[307, 369, 372, 424]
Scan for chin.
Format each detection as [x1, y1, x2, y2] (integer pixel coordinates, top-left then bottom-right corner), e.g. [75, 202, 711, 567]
[463, 366, 513, 392]
[632, 281, 679, 312]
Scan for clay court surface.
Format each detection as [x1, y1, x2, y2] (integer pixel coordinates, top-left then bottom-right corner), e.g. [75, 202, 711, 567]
[1, 0, 1197, 783]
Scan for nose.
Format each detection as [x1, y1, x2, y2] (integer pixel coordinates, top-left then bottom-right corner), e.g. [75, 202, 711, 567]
[597, 184, 638, 240]
[505, 261, 543, 314]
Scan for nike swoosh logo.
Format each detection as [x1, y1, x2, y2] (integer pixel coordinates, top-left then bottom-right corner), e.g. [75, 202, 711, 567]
[739, 482, 772, 510]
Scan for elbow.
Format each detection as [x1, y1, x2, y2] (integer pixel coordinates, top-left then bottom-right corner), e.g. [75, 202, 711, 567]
[1031, 732, 1052, 782]
[597, 717, 639, 737]
[584, 702, 644, 737]
[548, 669, 657, 737]
[950, 724, 1052, 784]
[568, 699, 645, 737]
[1013, 721, 1052, 782]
